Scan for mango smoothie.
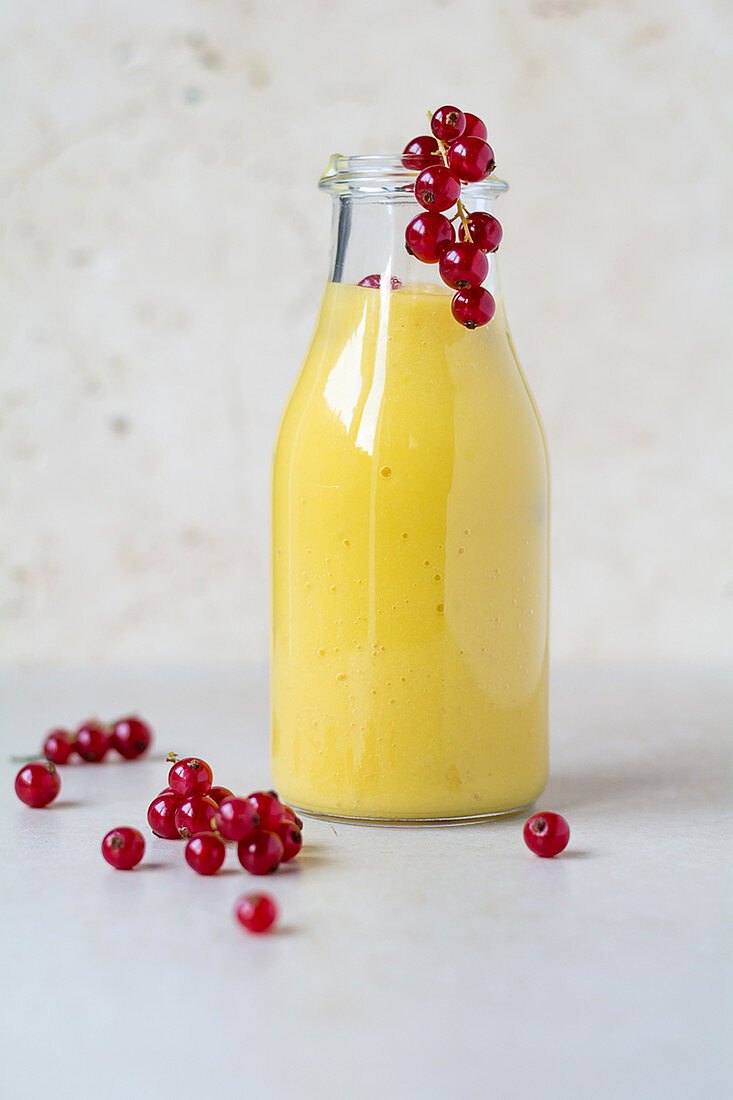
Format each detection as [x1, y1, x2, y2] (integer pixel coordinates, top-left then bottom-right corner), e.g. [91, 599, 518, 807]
[271, 280, 549, 820]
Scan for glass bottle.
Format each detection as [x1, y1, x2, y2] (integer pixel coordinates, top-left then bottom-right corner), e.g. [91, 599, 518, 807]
[271, 155, 549, 822]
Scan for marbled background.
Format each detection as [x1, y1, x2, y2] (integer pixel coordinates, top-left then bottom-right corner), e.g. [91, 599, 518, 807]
[1, 0, 730, 667]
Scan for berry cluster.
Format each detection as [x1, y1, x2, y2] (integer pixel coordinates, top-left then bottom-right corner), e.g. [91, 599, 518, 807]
[42, 715, 153, 765]
[402, 106, 502, 329]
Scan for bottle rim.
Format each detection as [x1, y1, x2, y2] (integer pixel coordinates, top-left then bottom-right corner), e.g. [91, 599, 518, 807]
[319, 154, 509, 195]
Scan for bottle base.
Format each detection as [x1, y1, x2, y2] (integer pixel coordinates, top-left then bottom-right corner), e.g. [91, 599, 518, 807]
[287, 802, 535, 828]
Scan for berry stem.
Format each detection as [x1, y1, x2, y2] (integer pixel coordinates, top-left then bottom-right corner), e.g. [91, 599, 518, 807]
[427, 110, 473, 244]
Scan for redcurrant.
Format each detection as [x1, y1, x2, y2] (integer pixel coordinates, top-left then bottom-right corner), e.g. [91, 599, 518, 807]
[431, 105, 466, 143]
[185, 831, 226, 875]
[462, 112, 488, 141]
[216, 796, 260, 842]
[247, 791, 286, 831]
[282, 806, 304, 831]
[235, 893, 278, 934]
[451, 287, 496, 329]
[111, 716, 152, 759]
[168, 757, 213, 798]
[207, 785, 235, 806]
[439, 242, 489, 289]
[238, 830, 284, 875]
[147, 790, 182, 839]
[523, 812, 570, 858]
[415, 165, 461, 212]
[43, 728, 75, 765]
[447, 137, 495, 183]
[174, 795, 219, 839]
[101, 827, 145, 870]
[405, 212, 455, 263]
[401, 135, 441, 171]
[459, 211, 502, 253]
[75, 720, 111, 762]
[15, 761, 61, 807]
[276, 822, 303, 863]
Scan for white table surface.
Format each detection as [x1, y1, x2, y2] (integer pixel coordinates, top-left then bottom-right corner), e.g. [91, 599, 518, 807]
[1, 665, 730, 1100]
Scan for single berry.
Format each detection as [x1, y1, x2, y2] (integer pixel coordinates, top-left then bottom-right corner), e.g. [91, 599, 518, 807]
[168, 757, 213, 798]
[282, 805, 304, 831]
[101, 827, 145, 870]
[208, 785, 235, 806]
[523, 812, 570, 858]
[447, 137, 495, 183]
[459, 211, 502, 253]
[275, 822, 303, 863]
[185, 831, 226, 875]
[401, 135, 441, 171]
[238, 830, 284, 875]
[15, 761, 61, 807]
[451, 287, 496, 329]
[75, 720, 112, 763]
[431, 105, 466, 142]
[174, 794, 219, 839]
[415, 165, 461, 212]
[439, 242, 489, 289]
[43, 728, 75, 765]
[111, 716, 152, 759]
[462, 112, 488, 141]
[247, 791, 286, 831]
[357, 274, 402, 290]
[405, 212, 455, 264]
[147, 790, 182, 839]
[216, 796, 260, 842]
[235, 892, 278, 934]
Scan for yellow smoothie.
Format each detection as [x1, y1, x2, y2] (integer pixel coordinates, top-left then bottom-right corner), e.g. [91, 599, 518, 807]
[272, 280, 549, 819]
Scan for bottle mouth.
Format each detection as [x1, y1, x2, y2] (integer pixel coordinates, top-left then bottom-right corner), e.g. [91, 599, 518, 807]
[320, 154, 509, 196]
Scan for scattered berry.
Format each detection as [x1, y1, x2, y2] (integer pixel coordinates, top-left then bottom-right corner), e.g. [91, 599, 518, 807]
[101, 827, 145, 870]
[439, 242, 489, 289]
[462, 112, 488, 141]
[238, 830, 284, 875]
[216, 796, 260, 842]
[459, 211, 502, 253]
[431, 105, 466, 143]
[276, 822, 303, 863]
[405, 212, 455, 263]
[523, 812, 570, 858]
[147, 790, 182, 839]
[111, 716, 152, 759]
[282, 806, 304, 831]
[447, 137, 495, 183]
[451, 286, 496, 329]
[168, 757, 213, 799]
[207, 785, 235, 807]
[174, 794, 219, 839]
[357, 274, 402, 289]
[15, 761, 61, 807]
[185, 832, 226, 875]
[247, 791, 286, 832]
[43, 728, 75, 765]
[75, 720, 112, 763]
[401, 134, 441, 171]
[235, 892, 278, 934]
[415, 165, 461, 212]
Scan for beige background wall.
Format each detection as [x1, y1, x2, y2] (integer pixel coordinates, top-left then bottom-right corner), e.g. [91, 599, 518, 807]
[1, 0, 730, 667]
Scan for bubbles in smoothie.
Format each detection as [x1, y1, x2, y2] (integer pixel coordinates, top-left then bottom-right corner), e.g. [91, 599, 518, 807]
[458, 547, 465, 555]
[434, 573, 442, 582]
[317, 648, 326, 657]
[436, 603, 445, 614]
[343, 538, 350, 547]
[400, 531, 409, 540]
[380, 466, 392, 478]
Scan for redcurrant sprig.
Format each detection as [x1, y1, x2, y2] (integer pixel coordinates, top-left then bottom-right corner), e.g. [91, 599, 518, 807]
[402, 105, 502, 329]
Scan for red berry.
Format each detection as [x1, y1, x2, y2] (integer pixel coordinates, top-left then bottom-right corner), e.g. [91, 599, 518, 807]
[15, 761, 61, 807]
[459, 211, 502, 253]
[415, 165, 461, 212]
[276, 822, 303, 863]
[101, 827, 145, 870]
[447, 137, 495, 183]
[185, 831, 226, 875]
[147, 790, 182, 839]
[75, 720, 111, 762]
[405, 212, 455, 264]
[523, 812, 570, 858]
[282, 806, 304, 831]
[357, 274, 402, 290]
[111, 716, 152, 760]
[174, 795, 219, 839]
[235, 892, 278, 934]
[238, 830, 284, 875]
[247, 791, 286, 831]
[451, 287, 496, 329]
[401, 135, 441, 171]
[43, 728, 75, 765]
[216, 796, 260, 842]
[207, 785, 235, 806]
[462, 112, 488, 141]
[431, 105, 466, 143]
[439, 242, 489, 290]
[168, 757, 213, 798]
